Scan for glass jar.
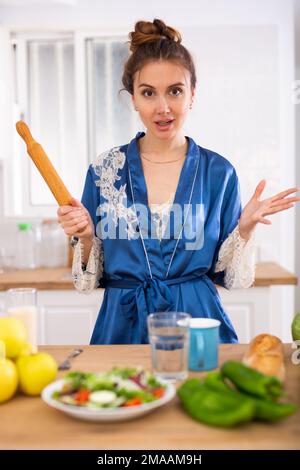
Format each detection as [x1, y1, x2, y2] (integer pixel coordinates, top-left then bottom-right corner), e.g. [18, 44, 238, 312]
[16, 222, 37, 269]
[6, 288, 38, 353]
[40, 219, 68, 268]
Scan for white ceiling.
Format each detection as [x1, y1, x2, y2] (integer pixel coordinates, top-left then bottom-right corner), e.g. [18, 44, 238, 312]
[0, 0, 78, 5]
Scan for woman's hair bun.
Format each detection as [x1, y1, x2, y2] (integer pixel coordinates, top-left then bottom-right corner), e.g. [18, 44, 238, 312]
[122, 18, 196, 94]
[129, 18, 182, 53]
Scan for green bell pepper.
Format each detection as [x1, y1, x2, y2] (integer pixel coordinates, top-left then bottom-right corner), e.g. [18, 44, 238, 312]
[221, 360, 283, 399]
[177, 378, 255, 428]
[204, 371, 297, 422]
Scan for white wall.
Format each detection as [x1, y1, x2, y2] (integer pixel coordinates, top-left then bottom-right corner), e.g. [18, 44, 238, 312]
[294, 0, 300, 314]
[0, 0, 295, 29]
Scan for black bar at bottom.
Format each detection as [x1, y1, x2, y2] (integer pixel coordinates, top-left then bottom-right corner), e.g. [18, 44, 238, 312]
[0, 450, 299, 466]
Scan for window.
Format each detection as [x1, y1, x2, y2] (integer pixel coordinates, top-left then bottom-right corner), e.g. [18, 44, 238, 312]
[12, 33, 77, 215]
[86, 37, 139, 161]
[27, 39, 76, 206]
[10, 31, 140, 216]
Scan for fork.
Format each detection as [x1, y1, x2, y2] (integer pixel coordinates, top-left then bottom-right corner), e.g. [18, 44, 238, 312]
[58, 348, 84, 371]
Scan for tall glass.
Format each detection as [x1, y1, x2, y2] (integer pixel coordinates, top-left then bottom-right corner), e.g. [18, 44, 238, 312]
[147, 311, 191, 382]
[6, 288, 38, 353]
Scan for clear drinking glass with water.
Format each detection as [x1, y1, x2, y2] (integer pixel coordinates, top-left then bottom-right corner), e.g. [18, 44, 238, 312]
[147, 311, 191, 382]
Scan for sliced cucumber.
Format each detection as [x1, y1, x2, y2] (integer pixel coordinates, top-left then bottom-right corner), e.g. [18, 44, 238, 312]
[110, 396, 127, 408]
[60, 395, 77, 406]
[89, 390, 117, 405]
[116, 379, 141, 391]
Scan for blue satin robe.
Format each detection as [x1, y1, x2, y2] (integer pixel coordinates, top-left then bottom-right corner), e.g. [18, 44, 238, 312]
[81, 132, 242, 344]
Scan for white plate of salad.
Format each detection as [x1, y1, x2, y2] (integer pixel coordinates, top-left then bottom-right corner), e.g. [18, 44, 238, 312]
[42, 366, 176, 422]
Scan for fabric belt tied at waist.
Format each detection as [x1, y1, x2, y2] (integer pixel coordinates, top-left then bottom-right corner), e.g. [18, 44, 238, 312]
[103, 273, 206, 343]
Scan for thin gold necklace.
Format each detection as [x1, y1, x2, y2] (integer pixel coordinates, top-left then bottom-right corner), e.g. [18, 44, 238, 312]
[141, 153, 186, 164]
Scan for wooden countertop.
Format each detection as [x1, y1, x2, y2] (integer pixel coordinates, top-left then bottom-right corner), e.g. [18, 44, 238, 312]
[0, 267, 73, 291]
[0, 344, 299, 450]
[0, 262, 297, 291]
[254, 262, 298, 286]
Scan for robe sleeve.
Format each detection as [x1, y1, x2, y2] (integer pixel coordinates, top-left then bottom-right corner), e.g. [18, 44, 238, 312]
[214, 223, 256, 289]
[207, 166, 247, 289]
[72, 165, 104, 293]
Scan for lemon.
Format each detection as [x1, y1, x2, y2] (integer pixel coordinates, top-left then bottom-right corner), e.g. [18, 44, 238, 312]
[0, 339, 5, 358]
[18, 342, 36, 357]
[0, 317, 28, 359]
[0, 340, 18, 403]
[16, 352, 58, 396]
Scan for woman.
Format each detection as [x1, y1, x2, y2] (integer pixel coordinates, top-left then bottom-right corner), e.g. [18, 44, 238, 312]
[57, 19, 299, 344]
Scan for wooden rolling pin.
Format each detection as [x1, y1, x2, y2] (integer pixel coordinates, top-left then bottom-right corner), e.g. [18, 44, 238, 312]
[16, 121, 72, 206]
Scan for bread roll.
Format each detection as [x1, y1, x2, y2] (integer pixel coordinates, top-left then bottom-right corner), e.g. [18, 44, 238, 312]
[242, 334, 285, 381]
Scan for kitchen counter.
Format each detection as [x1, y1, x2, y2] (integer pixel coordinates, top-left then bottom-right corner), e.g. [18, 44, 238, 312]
[0, 343, 299, 450]
[0, 267, 73, 291]
[0, 262, 297, 291]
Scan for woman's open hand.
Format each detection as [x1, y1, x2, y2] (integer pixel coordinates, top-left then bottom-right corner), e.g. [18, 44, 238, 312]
[238, 180, 300, 241]
[57, 198, 95, 240]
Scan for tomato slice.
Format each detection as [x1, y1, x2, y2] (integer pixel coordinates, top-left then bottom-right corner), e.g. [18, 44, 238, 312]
[152, 388, 165, 398]
[75, 388, 90, 404]
[123, 397, 143, 407]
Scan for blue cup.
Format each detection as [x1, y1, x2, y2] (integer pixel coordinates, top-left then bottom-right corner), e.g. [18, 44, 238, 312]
[188, 318, 221, 371]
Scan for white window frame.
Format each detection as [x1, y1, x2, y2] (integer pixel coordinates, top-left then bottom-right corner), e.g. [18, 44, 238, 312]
[85, 34, 139, 161]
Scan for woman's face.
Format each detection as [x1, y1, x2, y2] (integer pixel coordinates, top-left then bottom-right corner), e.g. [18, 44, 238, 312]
[132, 60, 195, 141]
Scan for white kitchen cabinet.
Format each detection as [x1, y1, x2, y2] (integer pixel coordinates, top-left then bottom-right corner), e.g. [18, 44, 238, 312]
[0, 284, 293, 345]
[35, 286, 291, 344]
[39, 285, 290, 344]
[37, 290, 103, 345]
[218, 287, 272, 343]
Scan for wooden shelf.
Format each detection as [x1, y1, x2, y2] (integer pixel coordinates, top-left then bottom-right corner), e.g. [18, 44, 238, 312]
[253, 262, 297, 286]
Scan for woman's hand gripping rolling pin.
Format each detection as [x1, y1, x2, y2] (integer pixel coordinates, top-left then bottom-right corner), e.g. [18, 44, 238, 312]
[57, 198, 95, 265]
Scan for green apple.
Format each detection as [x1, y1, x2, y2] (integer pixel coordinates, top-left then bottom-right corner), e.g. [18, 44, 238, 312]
[16, 352, 58, 396]
[292, 313, 300, 342]
[0, 317, 27, 359]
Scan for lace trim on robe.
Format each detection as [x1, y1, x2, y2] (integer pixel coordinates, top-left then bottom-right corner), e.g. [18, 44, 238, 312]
[214, 223, 256, 289]
[72, 237, 104, 294]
